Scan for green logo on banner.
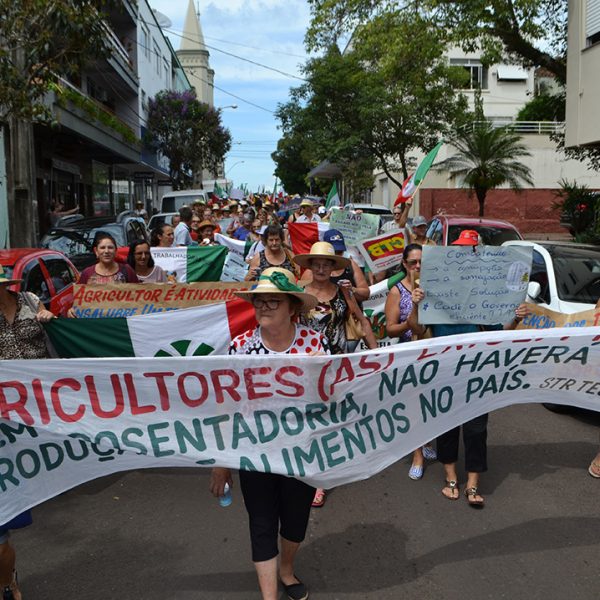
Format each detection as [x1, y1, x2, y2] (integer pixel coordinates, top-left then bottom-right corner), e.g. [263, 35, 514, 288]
[154, 340, 215, 357]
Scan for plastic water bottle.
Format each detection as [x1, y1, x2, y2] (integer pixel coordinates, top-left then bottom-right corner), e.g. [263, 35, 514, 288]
[219, 483, 232, 507]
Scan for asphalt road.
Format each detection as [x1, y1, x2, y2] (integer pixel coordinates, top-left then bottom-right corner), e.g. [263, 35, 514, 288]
[14, 403, 600, 600]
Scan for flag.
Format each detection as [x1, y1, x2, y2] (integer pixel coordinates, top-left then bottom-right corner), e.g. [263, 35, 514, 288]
[214, 233, 254, 281]
[288, 222, 330, 255]
[214, 182, 225, 198]
[394, 174, 416, 206]
[414, 141, 443, 186]
[151, 246, 228, 282]
[326, 181, 341, 208]
[45, 298, 256, 358]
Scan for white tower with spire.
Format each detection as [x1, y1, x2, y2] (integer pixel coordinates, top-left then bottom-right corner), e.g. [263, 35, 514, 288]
[176, 0, 214, 107]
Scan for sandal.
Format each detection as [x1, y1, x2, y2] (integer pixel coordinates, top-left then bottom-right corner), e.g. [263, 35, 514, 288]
[441, 480, 459, 500]
[589, 461, 600, 478]
[2, 571, 21, 600]
[422, 445, 437, 461]
[312, 488, 326, 508]
[464, 486, 485, 508]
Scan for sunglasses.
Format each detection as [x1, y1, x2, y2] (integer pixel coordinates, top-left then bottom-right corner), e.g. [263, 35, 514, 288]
[405, 259, 421, 266]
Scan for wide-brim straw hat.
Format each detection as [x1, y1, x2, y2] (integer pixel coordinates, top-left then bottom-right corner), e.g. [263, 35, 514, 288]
[198, 219, 217, 230]
[299, 199, 314, 208]
[0, 265, 22, 285]
[293, 241, 350, 270]
[235, 267, 318, 312]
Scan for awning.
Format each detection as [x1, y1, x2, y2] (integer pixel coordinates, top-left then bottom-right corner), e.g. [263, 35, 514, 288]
[496, 65, 528, 81]
[308, 160, 342, 179]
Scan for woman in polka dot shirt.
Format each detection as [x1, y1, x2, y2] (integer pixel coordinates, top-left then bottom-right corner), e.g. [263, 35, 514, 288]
[210, 267, 327, 600]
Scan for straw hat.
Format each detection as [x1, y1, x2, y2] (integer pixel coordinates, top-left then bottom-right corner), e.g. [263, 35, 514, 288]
[0, 264, 22, 285]
[293, 241, 350, 270]
[452, 230, 479, 246]
[299, 199, 314, 208]
[235, 267, 318, 311]
[198, 219, 216, 230]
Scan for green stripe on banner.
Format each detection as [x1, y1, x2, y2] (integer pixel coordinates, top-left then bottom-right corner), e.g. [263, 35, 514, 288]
[186, 245, 228, 281]
[45, 318, 134, 358]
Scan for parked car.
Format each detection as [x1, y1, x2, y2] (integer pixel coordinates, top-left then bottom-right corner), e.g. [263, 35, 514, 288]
[503, 240, 600, 413]
[0, 249, 79, 316]
[147, 212, 178, 233]
[40, 214, 148, 271]
[502, 240, 600, 313]
[426, 215, 523, 245]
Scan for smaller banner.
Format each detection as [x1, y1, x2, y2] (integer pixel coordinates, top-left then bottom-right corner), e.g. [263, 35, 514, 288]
[357, 230, 406, 274]
[329, 210, 380, 247]
[151, 246, 227, 282]
[215, 233, 251, 282]
[518, 304, 600, 329]
[419, 245, 533, 324]
[71, 282, 252, 317]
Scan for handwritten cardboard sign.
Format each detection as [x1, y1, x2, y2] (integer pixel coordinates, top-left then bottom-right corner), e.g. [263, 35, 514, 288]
[72, 282, 252, 318]
[357, 230, 405, 273]
[329, 210, 380, 246]
[518, 304, 600, 329]
[419, 245, 533, 324]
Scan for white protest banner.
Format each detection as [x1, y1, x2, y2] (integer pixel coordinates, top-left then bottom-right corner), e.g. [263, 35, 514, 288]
[357, 230, 405, 273]
[2, 327, 599, 523]
[329, 210, 380, 247]
[419, 245, 533, 324]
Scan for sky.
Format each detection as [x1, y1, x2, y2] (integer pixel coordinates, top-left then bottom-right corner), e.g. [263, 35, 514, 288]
[149, 0, 312, 193]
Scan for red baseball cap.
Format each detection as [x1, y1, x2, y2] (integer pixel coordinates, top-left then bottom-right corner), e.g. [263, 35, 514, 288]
[451, 230, 479, 246]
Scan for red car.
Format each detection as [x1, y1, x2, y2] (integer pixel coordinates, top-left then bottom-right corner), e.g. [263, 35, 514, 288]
[0, 248, 79, 316]
[425, 215, 523, 245]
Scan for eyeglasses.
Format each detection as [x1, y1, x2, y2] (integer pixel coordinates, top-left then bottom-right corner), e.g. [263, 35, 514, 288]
[393, 212, 402, 216]
[405, 259, 422, 266]
[252, 297, 283, 310]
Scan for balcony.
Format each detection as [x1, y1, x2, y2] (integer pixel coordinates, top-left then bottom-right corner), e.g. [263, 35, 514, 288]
[466, 120, 565, 135]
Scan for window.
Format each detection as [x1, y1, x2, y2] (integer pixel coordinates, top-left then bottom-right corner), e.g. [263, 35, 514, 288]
[450, 58, 488, 90]
[21, 260, 50, 304]
[163, 58, 170, 87]
[154, 42, 161, 75]
[141, 23, 150, 60]
[42, 256, 76, 294]
[530, 250, 551, 304]
[586, 0, 600, 46]
[426, 219, 443, 245]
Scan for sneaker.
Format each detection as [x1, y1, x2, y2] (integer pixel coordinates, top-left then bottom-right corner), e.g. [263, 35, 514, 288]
[422, 446, 437, 461]
[408, 464, 424, 480]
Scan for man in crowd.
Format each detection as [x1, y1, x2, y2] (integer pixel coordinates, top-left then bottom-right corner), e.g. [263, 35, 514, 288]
[296, 199, 321, 223]
[174, 206, 194, 246]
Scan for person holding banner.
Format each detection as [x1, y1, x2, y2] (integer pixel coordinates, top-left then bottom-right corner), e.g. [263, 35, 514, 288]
[78, 233, 138, 285]
[1, 265, 56, 600]
[210, 267, 326, 600]
[246, 225, 299, 281]
[384, 243, 437, 480]
[411, 232, 529, 507]
[126, 240, 167, 283]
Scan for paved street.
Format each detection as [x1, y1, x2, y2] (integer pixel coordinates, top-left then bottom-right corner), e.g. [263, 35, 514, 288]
[15, 403, 599, 600]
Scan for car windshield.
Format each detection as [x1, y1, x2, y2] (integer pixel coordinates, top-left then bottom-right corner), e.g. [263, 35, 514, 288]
[448, 225, 521, 246]
[1, 265, 14, 280]
[41, 225, 126, 254]
[548, 245, 600, 304]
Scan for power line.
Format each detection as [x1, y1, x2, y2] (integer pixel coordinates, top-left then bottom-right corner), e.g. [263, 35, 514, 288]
[151, 23, 306, 82]
[201, 33, 307, 60]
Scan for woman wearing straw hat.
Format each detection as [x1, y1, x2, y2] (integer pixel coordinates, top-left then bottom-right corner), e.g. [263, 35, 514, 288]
[294, 242, 377, 506]
[210, 267, 328, 600]
[0, 265, 55, 600]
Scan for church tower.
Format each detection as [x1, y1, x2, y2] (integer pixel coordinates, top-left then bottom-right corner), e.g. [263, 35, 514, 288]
[177, 0, 214, 107]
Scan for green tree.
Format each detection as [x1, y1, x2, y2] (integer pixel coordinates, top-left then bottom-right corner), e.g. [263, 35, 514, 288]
[145, 90, 232, 190]
[440, 122, 534, 216]
[0, 0, 114, 123]
[271, 133, 313, 195]
[278, 8, 469, 189]
[516, 92, 565, 121]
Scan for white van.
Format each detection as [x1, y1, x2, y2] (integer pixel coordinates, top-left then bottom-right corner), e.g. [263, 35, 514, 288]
[160, 190, 208, 213]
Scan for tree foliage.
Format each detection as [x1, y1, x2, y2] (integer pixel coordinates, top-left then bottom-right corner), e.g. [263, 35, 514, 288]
[307, 1, 567, 82]
[276, 7, 469, 190]
[0, 0, 114, 123]
[145, 90, 232, 191]
[440, 122, 534, 216]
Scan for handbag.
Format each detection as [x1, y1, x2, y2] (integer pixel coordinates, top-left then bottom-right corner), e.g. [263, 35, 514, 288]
[345, 313, 366, 341]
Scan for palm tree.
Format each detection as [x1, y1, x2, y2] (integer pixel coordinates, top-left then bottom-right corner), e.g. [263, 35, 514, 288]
[441, 122, 534, 217]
